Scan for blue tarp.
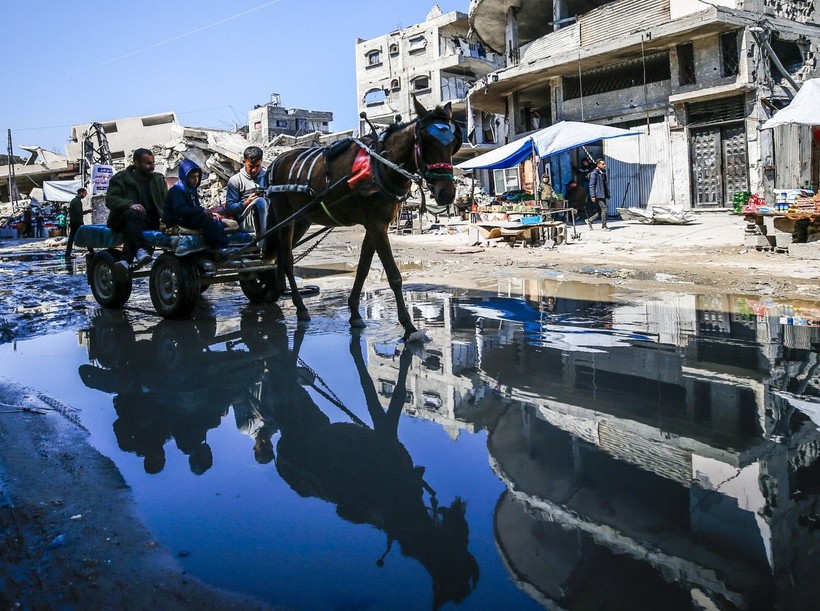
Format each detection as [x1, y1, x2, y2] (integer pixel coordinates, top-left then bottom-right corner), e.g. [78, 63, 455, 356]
[456, 121, 639, 171]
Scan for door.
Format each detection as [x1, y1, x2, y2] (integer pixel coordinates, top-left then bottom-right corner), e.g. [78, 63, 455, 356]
[690, 123, 748, 208]
[721, 124, 749, 204]
[691, 127, 722, 207]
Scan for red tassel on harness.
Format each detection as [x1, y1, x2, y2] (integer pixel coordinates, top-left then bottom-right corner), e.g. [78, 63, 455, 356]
[347, 149, 380, 195]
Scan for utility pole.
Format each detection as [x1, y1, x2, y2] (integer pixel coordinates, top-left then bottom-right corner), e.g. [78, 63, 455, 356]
[80, 123, 113, 224]
[6, 129, 20, 214]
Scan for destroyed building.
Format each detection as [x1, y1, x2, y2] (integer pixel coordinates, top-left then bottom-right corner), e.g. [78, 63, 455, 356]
[467, 0, 820, 209]
[0, 147, 78, 202]
[248, 93, 334, 144]
[355, 4, 506, 172]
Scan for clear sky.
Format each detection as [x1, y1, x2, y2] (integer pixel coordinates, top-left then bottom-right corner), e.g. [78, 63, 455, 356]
[1, 0, 466, 157]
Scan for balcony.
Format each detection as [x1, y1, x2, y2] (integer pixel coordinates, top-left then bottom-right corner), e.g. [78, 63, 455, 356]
[469, 0, 752, 114]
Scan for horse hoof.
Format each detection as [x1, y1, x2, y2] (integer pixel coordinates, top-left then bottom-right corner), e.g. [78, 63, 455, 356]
[349, 318, 366, 328]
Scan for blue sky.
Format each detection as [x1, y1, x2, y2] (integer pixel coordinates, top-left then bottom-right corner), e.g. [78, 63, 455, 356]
[1, 0, 465, 157]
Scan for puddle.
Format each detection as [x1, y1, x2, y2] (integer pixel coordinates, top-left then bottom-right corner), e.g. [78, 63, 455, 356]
[1, 270, 820, 609]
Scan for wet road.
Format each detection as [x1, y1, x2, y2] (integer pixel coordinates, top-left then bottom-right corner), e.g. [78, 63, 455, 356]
[2, 247, 820, 609]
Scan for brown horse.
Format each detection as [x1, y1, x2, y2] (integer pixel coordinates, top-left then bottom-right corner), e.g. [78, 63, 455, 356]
[266, 98, 461, 341]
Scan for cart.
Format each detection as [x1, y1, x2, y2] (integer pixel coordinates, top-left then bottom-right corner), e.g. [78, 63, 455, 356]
[75, 224, 287, 319]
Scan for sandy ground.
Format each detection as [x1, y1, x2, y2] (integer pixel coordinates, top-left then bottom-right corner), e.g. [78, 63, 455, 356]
[0, 211, 818, 608]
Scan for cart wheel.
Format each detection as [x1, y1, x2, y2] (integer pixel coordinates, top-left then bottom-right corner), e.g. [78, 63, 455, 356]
[151, 319, 201, 380]
[239, 270, 280, 303]
[149, 253, 201, 319]
[89, 250, 132, 308]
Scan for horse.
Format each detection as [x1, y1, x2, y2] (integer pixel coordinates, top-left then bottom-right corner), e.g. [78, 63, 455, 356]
[266, 97, 462, 341]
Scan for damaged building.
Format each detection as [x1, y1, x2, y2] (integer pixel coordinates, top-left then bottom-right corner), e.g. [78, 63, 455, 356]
[467, 0, 820, 209]
[355, 4, 506, 168]
[248, 93, 334, 144]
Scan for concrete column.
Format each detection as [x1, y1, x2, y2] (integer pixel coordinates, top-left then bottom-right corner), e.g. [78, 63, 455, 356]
[505, 7, 520, 65]
[508, 92, 521, 136]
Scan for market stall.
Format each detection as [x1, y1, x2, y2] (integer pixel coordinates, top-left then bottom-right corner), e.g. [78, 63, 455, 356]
[744, 79, 820, 253]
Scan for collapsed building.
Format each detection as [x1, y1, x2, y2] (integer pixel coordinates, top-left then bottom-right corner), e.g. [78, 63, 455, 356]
[466, 0, 820, 210]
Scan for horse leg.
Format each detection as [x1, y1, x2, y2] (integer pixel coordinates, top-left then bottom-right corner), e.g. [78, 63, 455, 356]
[348, 234, 375, 328]
[278, 222, 310, 323]
[367, 225, 419, 341]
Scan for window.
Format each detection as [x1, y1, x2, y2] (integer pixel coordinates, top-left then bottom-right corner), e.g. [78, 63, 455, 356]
[677, 42, 696, 86]
[493, 167, 520, 193]
[275, 119, 288, 128]
[563, 52, 671, 100]
[364, 88, 387, 105]
[366, 49, 382, 66]
[100, 122, 118, 134]
[142, 114, 175, 127]
[720, 31, 740, 77]
[389, 43, 399, 56]
[411, 75, 430, 92]
[390, 78, 401, 91]
[253, 121, 262, 130]
[409, 36, 427, 53]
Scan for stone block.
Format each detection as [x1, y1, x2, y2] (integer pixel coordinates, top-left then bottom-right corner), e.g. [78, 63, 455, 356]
[775, 233, 794, 248]
[788, 242, 820, 260]
[745, 234, 772, 248]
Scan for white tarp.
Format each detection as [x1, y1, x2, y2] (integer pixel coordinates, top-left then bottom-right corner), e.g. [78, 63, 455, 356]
[43, 180, 83, 202]
[762, 79, 820, 129]
[456, 121, 638, 170]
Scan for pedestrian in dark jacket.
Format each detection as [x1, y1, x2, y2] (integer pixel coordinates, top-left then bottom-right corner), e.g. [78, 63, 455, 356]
[105, 148, 168, 276]
[586, 158, 610, 231]
[163, 159, 228, 249]
[65, 187, 88, 257]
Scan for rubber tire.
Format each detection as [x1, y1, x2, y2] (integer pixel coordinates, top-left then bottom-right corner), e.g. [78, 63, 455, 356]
[89, 250, 132, 309]
[239, 269, 280, 303]
[149, 253, 201, 319]
[151, 319, 201, 381]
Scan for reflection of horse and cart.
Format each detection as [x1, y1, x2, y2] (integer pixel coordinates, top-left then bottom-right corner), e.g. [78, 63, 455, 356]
[79, 309, 479, 606]
[76, 100, 462, 339]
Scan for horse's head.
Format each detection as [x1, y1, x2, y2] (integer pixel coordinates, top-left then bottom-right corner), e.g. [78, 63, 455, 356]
[413, 97, 462, 208]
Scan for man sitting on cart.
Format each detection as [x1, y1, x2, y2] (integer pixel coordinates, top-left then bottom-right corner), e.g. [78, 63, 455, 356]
[225, 146, 269, 253]
[105, 148, 168, 277]
[163, 158, 229, 250]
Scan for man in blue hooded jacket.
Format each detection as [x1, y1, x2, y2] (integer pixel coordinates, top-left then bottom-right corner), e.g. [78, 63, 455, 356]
[163, 159, 229, 249]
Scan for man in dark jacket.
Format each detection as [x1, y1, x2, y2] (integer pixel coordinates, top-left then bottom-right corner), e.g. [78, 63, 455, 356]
[65, 187, 88, 258]
[163, 159, 228, 249]
[586, 158, 610, 231]
[565, 180, 589, 221]
[105, 148, 168, 277]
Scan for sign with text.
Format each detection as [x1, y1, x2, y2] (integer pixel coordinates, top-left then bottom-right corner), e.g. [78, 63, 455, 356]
[90, 164, 114, 195]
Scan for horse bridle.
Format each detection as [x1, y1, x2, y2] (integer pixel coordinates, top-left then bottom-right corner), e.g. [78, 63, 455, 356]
[413, 113, 462, 186]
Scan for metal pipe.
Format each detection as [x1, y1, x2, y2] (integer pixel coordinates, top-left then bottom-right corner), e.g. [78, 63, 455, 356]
[751, 29, 800, 96]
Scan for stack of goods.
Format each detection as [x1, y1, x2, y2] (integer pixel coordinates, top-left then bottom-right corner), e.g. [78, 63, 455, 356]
[815, 192, 820, 213]
[742, 194, 769, 214]
[775, 188, 814, 213]
[733, 191, 751, 213]
[792, 194, 816, 213]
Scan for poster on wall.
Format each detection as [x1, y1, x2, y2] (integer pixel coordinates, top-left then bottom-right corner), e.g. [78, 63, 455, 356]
[90, 164, 114, 195]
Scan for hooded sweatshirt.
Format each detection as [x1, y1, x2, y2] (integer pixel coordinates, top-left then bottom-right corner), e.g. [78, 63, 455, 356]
[163, 158, 204, 227]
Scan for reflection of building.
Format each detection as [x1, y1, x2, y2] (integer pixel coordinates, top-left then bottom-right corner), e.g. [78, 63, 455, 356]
[467, 0, 820, 208]
[366, 277, 820, 609]
[354, 6, 505, 171]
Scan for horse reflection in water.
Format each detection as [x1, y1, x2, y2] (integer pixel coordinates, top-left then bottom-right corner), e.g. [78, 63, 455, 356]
[79, 309, 478, 607]
[271, 329, 480, 609]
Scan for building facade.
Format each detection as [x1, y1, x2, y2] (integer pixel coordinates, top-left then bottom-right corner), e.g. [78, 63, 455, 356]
[468, 0, 820, 209]
[355, 5, 506, 167]
[248, 93, 333, 144]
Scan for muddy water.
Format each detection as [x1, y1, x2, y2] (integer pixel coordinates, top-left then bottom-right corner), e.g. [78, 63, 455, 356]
[2, 252, 820, 609]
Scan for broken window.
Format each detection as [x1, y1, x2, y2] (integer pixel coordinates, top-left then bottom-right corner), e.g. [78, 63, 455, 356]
[389, 43, 399, 56]
[390, 78, 401, 90]
[677, 43, 696, 85]
[563, 51, 671, 100]
[769, 38, 804, 84]
[142, 114, 175, 127]
[253, 121, 262, 130]
[366, 50, 382, 66]
[412, 75, 430, 92]
[720, 31, 740, 77]
[409, 36, 427, 53]
[364, 88, 387, 105]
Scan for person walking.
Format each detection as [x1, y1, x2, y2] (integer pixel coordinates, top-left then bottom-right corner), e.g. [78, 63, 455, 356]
[586, 158, 610, 231]
[34, 209, 45, 238]
[65, 187, 88, 258]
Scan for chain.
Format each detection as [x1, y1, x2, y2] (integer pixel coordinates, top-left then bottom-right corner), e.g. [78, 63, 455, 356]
[294, 227, 334, 264]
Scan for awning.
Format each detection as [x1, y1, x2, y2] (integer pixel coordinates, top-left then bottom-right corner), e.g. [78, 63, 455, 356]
[43, 179, 83, 202]
[761, 79, 820, 129]
[456, 121, 639, 170]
